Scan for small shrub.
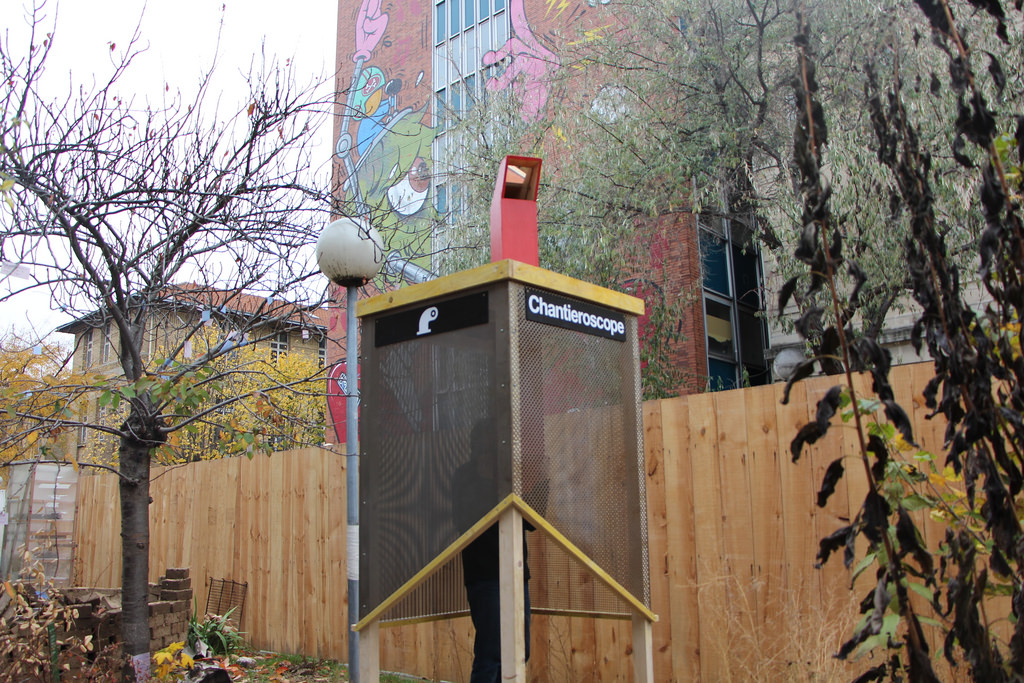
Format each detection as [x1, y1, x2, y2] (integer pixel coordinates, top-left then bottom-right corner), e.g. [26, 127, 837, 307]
[0, 571, 121, 682]
[187, 607, 245, 657]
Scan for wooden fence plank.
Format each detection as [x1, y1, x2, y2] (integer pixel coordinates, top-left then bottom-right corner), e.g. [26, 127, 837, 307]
[687, 391, 727, 682]
[775, 379, 823, 612]
[659, 397, 699, 682]
[642, 399, 672, 680]
[713, 387, 758, 679]
[743, 382, 788, 673]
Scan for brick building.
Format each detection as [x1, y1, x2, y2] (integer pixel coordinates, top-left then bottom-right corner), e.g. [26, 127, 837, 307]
[329, 0, 772, 406]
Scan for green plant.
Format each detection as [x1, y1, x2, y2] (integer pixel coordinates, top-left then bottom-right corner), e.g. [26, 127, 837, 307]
[785, 0, 1024, 678]
[187, 607, 245, 658]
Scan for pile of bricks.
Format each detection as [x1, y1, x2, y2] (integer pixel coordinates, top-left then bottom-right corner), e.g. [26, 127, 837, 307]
[59, 590, 123, 651]
[146, 568, 193, 652]
[59, 567, 193, 653]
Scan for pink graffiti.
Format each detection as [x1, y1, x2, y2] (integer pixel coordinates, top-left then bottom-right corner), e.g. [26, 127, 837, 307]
[483, 0, 559, 121]
[354, 0, 390, 63]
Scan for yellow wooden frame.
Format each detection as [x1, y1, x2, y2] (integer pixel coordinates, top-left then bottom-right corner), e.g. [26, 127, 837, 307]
[353, 493, 656, 632]
[356, 259, 645, 318]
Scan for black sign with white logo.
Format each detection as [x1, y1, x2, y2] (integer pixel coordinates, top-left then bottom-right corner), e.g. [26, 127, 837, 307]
[374, 291, 489, 347]
[524, 288, 627, 341]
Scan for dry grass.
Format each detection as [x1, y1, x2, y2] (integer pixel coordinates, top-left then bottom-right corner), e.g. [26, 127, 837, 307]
[691, 563, 975, 683]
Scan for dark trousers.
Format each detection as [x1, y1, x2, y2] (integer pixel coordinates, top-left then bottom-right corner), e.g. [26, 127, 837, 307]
[466, 579, 531, 683]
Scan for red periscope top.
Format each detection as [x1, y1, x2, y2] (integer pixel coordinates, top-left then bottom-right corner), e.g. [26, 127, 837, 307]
[490, 155, 542, 266]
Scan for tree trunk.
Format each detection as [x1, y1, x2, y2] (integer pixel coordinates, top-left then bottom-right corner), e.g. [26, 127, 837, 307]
[118, 405, 161, 681]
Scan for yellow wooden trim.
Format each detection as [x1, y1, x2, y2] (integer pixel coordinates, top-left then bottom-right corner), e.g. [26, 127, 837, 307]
[354, 491, 657, 630]
[511, 495, 658, 624]
[505, 261, 645, 315]
[356, 260, 644, 318]
[353, 494, 519, 632]
[366, 608, 631, 628]
[372, 610, 471, 628]
[531, 608, 633, 621]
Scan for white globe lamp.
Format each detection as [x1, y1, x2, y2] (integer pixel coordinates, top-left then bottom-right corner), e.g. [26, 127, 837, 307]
[316, 216, 384, 287]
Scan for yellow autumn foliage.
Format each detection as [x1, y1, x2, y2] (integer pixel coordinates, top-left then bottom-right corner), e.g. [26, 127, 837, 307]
[81, 326, 326, 465]
[0, 335, 78, 480]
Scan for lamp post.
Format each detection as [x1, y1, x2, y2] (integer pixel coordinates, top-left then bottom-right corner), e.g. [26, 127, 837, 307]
[316, 217, 383, 683]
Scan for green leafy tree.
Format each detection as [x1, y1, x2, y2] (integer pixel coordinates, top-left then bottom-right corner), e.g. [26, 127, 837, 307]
[83, 332, 326, 465]
[441, 0, 1007, 396]
[0, 5, 338, 678]
[785, 0, 1024, 679]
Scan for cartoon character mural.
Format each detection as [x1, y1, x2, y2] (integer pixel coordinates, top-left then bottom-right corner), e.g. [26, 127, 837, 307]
[330, 0, 439, 443]
[483, 0, 616, 122]
[336, 0, 439, 267]
[335, 0, 607, 255]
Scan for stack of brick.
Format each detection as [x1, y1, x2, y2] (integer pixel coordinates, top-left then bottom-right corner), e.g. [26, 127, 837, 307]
[2, 568, 193, 668]
[59, 567, 192, 653]
[62, 594, 121, 652]
[147, 568, 192, 652]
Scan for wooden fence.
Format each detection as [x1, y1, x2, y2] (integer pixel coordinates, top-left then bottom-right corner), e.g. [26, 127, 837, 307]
[73, 361, 948, 681]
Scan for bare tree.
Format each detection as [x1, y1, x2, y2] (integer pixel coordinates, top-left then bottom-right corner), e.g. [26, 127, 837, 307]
[0, 4, 341, 677]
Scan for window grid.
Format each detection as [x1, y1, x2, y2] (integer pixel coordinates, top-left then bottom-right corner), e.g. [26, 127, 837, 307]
[83, 329, 94, 369]
[270, 331, 289, 361]
[101, 321, 112, 364]
[432, 0, 509, 227]
[699, 215, 768, 391]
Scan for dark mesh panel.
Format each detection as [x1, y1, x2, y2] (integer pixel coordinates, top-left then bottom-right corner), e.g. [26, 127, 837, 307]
[511, 283, 650, 609]
[361, 290, 510, 619]
[528, 533, 630, 616]
[380, 559, 469, 623]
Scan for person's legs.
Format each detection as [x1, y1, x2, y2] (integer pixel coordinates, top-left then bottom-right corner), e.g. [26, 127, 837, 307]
[467, 579, 501, 683]
[524, 579, 531, 663]
[467, 579, 532, 682]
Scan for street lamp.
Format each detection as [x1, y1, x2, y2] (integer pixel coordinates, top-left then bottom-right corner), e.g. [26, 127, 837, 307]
[316, 216, 383, 683]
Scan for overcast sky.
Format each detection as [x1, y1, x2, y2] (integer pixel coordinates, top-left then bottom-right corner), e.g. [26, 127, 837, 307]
[1, 0, 339, 343]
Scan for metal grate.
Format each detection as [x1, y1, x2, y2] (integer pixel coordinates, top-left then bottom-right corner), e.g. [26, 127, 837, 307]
[205, 577, 248, 626]
[360, 287, 509, 621]
[511, 282, 650, 611]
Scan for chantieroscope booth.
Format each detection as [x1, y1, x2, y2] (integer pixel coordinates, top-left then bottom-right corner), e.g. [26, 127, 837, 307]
[354, 259, 655, 680]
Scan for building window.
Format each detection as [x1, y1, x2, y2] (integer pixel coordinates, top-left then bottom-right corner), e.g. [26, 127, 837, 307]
[83, 329, 94, 369]
[270, 331, 289, 361]
[433, 0, 508, 126]
[318, 337, 327, 368]
[100, 321, 112, 364]
[699, 214, 769, 391]
[432, 0, 509, 230]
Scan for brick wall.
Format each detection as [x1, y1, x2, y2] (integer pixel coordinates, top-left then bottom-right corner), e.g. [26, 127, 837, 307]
[625, 212, 707, 396]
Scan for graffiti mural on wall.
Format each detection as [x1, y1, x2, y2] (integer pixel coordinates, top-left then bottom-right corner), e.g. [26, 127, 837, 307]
[485, 0, 617, 121]
[337, 0, 438, 265]
[335, 0, 613, 259]
[484, 0, 561, 121]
